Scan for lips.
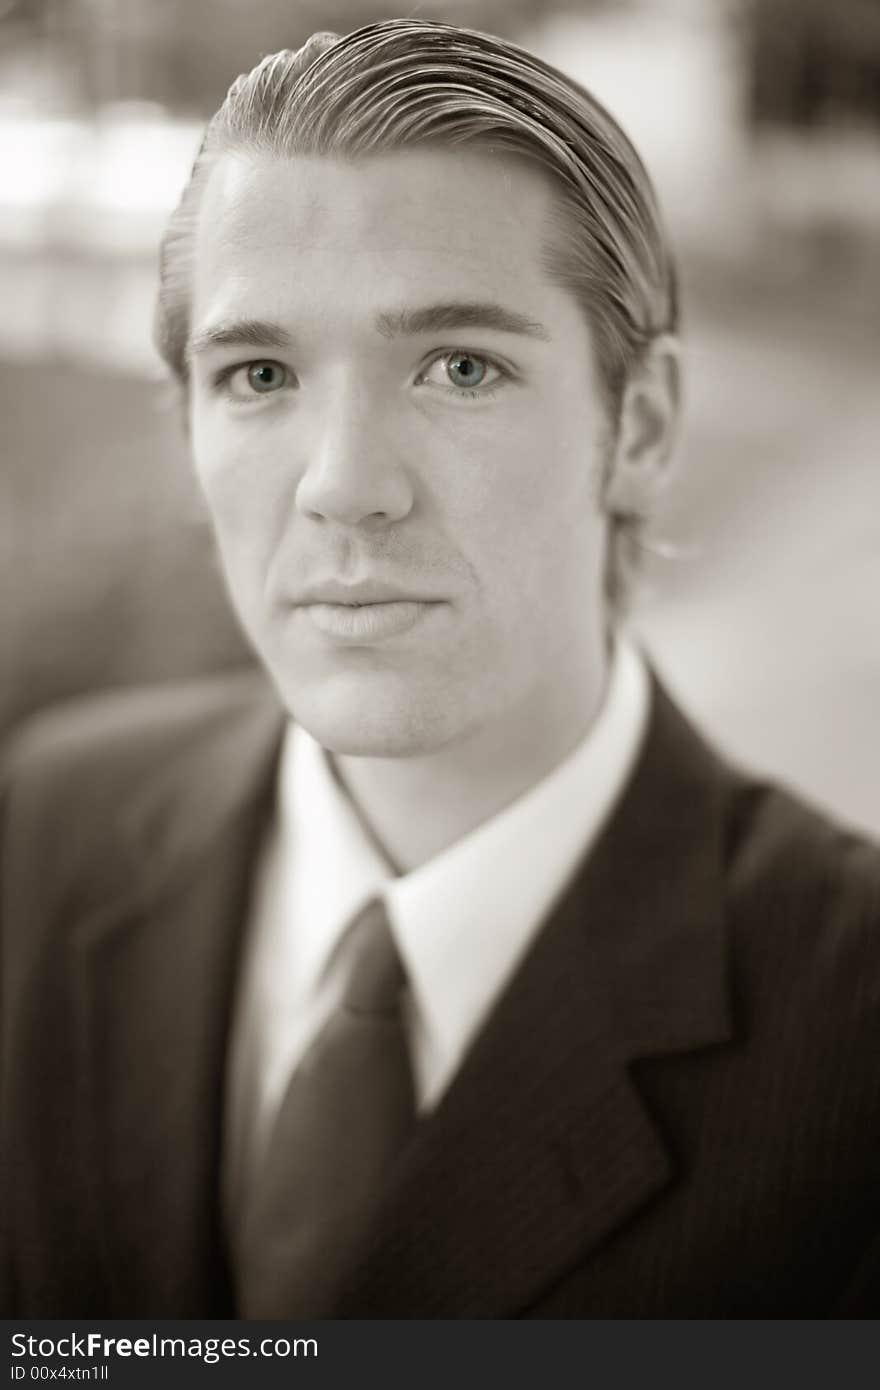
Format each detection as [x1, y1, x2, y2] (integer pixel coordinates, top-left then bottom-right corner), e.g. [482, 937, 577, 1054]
[302, 598, 437, 642]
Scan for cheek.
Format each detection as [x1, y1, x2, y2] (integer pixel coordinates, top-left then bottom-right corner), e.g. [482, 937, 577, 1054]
[479, 427, 608, 632]
[452, 408, 601, 557]
[192, 412, 292, 560]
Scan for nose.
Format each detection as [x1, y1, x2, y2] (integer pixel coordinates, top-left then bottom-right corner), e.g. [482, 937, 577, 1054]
[295, 387, 414, 528]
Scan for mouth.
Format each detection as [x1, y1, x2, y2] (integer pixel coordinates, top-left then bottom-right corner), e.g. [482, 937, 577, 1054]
[300, 598, 441, 643]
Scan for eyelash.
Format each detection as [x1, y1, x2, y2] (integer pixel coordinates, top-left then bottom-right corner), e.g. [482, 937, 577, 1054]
[209, 351, 507, 403]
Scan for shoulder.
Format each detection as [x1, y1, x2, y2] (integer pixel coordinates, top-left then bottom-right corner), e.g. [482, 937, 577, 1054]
[647, 674, 880, 927]
[722, 771, 880, 938]
[647, 676, 880, 1024]
[647, 672, 880, 931]
[0, 668, 284, 911]
[713, 761, 880, 1066]
[2, 666, 272, 789]
[1, 666, 279, 826]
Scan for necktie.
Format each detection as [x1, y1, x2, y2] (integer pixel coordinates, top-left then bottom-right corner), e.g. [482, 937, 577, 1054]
[236, 898, 416, 1318]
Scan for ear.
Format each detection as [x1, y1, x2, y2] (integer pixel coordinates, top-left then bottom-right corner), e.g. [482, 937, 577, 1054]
[603, 334, 681, 517]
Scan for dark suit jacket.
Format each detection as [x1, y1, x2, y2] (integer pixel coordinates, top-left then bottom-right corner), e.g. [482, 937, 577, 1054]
[2, 668, 879, 1318]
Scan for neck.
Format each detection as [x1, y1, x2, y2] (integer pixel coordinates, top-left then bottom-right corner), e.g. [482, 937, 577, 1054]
[333, 639, 612, 874]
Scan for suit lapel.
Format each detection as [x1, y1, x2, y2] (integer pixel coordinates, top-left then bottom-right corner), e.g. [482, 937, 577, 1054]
[71, 675, 285, 1314]
[336, 681, 735, 1317]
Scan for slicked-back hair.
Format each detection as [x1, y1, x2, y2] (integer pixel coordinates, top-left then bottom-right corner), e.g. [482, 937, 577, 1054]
[156, 18, 679, 604]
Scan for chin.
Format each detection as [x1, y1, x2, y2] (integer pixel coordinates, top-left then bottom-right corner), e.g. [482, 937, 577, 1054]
[273, 665, 468, 759]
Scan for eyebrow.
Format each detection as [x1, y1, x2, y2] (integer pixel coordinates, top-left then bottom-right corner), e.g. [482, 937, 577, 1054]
[374, 301, 552, 342]
[186, 300, 552, 362]
[186, 319, 293, 363]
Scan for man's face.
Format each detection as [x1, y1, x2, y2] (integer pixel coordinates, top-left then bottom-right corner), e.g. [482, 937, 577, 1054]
[188, 147, 614, 756]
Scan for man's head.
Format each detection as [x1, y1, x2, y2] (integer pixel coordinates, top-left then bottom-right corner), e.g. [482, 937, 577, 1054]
[156, 20, 680, 759]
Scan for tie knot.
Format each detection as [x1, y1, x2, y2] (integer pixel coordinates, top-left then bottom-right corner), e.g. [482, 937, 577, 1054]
[341, 899, 406, 1014]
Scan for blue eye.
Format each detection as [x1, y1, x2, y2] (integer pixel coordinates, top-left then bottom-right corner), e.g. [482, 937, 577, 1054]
[213, 359, 292, 403]
[418, 350, 503, 399]
[246, 361, 287, 393]
[446, 352, 487, 389]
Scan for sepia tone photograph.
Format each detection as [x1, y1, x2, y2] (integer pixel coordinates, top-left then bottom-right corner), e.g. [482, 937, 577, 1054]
[1, 0, 879, 1321]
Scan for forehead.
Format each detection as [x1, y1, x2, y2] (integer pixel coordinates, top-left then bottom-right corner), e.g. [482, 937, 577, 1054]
[191, 147, 570, 329]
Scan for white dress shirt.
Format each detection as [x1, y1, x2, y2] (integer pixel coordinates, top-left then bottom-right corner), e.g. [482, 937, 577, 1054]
[223, 638, 650, 1228]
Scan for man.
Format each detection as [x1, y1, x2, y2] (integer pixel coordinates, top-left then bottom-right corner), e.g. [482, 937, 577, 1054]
[2, 19, 879, 1318]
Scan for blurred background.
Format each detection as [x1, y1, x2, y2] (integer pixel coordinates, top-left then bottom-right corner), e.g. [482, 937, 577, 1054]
[1, 0, 879, 833]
